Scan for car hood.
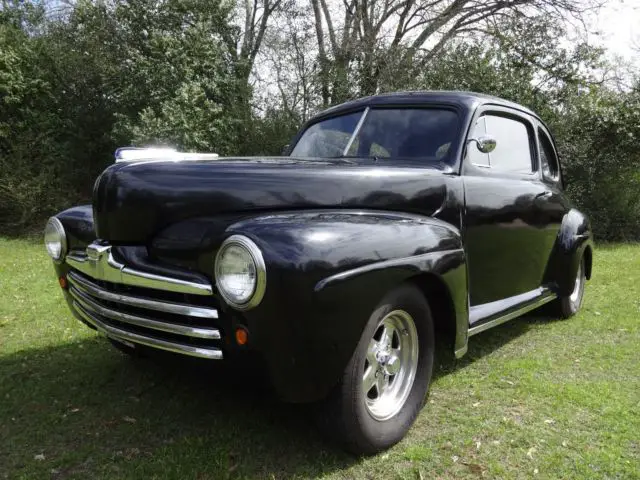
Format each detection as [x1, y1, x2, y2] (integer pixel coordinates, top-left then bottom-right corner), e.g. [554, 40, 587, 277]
[93, 156, 451, 243]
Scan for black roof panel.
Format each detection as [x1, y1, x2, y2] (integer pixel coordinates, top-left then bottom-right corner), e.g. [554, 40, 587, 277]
[317, 90, 537, 119]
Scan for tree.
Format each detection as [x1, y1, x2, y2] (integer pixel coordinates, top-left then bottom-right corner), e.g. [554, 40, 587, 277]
[255, 6, 318, 125]
[309, 0, 600, 105]
[107, 0, 246, 153]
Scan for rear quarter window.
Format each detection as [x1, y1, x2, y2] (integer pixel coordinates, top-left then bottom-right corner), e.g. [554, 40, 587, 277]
[538, 127, 560, 181]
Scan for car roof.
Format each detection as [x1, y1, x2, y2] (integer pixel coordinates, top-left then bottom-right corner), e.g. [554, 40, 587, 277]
[315, 91, 539, 120]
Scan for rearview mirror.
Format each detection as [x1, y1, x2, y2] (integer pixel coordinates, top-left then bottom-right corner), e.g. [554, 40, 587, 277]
[468, 135, 497, 154]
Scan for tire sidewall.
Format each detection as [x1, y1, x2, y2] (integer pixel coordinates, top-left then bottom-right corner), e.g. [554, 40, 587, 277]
[563, 256, 586, 316]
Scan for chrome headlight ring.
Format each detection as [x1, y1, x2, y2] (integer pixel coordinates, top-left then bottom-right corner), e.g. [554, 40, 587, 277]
[44, 217, 68, 262]
[214, 235, 266, 310]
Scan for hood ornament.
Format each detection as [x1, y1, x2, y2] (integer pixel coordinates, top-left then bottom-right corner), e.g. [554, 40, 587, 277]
[86, 243, 110, 263]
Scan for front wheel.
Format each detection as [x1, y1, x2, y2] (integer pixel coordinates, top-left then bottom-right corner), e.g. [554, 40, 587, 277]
[321, 284, 434, 455]
[556, 256, 586, 319]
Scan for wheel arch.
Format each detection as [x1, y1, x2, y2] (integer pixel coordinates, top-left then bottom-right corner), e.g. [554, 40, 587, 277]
[408, 272, 458, 351]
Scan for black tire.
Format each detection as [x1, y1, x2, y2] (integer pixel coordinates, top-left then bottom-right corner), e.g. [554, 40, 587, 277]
[108, 338, 147, 358]
[556, 256, 586, 319]
[321, 283, 434, 455]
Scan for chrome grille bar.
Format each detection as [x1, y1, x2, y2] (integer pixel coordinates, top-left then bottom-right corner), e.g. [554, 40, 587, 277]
[68, 271, 218, 319]
[69, 285, 221, 340]
[65, 242, 212, 296]
[72, 301, 223, 360]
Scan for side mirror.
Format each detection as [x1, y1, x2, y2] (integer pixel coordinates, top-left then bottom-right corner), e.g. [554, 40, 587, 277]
[468, 135, 497, 154]
[281, 144, 290, 156]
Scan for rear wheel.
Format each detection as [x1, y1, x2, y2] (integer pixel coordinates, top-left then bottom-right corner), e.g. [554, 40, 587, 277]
[321, 284, 434, 455]
[556, 256, 586, 319]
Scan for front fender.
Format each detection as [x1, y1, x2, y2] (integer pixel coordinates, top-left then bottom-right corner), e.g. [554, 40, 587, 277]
[56, 205, 96, 250]
[544, 208, 594, 296]
[225, 210, 466, 402]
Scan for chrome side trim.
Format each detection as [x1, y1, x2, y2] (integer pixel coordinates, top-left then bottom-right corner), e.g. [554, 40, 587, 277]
[67, 271, 218, 319]
[468, 292, 557, 337]
[72, 301, 223, 360]
[469, 287, 548, 325]
[69, 286, 221, 340]
[314, 249, 464, 292]
[66, 242, 212, 296]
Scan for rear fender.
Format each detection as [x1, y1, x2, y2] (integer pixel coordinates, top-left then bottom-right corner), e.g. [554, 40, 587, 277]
[544, 209, 594, 296]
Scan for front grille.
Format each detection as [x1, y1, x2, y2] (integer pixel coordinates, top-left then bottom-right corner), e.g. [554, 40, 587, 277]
[67, 270, 224, 359]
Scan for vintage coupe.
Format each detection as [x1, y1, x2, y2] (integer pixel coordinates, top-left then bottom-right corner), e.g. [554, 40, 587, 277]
[44, 92, 593, 454]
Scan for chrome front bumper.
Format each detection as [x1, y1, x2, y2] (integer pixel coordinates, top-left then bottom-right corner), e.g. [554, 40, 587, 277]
[64, 242, 224, 360]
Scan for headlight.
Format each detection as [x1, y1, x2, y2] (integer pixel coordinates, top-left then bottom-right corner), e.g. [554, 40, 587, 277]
[44, 217, 67, 261]
[214, 235, 266, 310]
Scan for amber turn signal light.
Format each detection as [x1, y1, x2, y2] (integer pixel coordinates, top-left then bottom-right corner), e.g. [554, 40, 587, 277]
[58, 276, 68, 290]
[235, 327, 249, 346]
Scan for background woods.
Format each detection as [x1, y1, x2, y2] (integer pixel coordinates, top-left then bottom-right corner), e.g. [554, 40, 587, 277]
[0, 0, 638, 240]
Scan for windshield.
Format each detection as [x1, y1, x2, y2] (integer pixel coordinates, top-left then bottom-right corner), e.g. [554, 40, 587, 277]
[290, 108, 459, 164]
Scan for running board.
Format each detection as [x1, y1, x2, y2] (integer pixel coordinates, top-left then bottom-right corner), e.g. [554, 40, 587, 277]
[468, 290, 557, 337]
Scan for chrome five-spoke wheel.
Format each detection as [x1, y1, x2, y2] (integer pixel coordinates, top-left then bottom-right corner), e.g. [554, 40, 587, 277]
[363, 310, 418, 421]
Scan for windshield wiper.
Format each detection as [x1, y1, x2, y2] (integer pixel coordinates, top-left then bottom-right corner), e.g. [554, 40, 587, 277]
[329, 155, 380, 163]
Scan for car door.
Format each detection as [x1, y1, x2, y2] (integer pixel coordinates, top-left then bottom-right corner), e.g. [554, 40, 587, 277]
[462, 107, 559, 311]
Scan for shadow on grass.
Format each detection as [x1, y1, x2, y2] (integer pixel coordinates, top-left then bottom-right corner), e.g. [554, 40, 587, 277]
[0, 338, 354, 479]
[0, 311, 557, 479]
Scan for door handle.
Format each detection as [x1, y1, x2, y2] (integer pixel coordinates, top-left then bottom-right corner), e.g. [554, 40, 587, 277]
[535, 191, 552, 200]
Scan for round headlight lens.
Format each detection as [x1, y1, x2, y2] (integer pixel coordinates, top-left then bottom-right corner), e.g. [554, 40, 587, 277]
[44, 217, 67, 261]
[215, 236, 266, 309]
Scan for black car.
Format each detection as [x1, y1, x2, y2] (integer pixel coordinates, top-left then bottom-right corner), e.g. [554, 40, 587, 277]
[44, 91, 593, 454]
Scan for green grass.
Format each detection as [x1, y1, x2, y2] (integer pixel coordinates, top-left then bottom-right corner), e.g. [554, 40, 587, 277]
[1, 238, 639, 479]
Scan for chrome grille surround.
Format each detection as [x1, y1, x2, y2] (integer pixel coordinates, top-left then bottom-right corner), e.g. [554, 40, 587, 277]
[64, 242, 223, 360]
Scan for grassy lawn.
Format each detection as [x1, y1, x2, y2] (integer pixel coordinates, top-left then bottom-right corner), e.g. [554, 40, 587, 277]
[1, 238, 639, 479]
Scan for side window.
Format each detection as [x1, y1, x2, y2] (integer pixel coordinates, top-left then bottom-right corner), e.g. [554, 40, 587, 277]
[484, 115, 533, 173]
[538, 128, 560, 181]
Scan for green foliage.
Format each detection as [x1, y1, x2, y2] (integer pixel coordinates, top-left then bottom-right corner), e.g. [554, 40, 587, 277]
[109, 0, 247, 154]
[0, 0, 249, 231]
[558, 88, 640, 240]
[0, 1, 71, 229]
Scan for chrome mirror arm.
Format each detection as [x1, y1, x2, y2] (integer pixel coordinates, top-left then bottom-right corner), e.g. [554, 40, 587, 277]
[467, 135, 497, 154]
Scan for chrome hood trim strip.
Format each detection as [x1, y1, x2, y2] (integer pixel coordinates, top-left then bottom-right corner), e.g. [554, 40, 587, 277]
[66, 242, 212, 296]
